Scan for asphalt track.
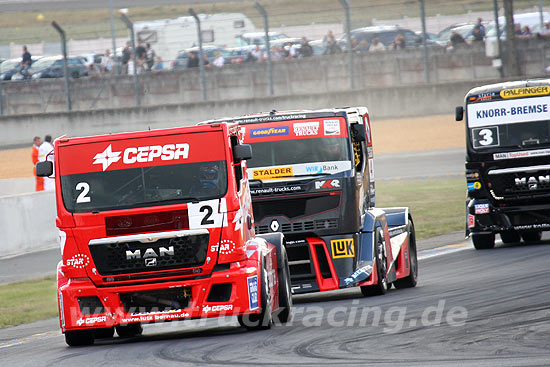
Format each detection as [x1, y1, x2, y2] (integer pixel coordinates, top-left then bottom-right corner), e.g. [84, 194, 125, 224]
[1, 237, 549, 366]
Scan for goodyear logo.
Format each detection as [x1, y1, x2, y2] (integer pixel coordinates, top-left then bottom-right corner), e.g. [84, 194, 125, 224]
[250, 126, 289, 138]
[331, 239, 354, 258]
[252, 167, 293, 180]
[500, 86, 550, 99]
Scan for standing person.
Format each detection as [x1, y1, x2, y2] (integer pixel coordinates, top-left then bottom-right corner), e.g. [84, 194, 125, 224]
[31, 136, 44, 192]
[187, 51, 199, 68]
[121, 41, 131, 73]
[390, 33, 406, 50]
[145, 43, 155, 71]
[21, 46, 32, 75]
[212, 51, 225, 68]
[299, 37, 313, 57]
[474, 18, 486, 38]
[135, 41, 146, 62]
[101, 49, 113, 73]
[38, 135, 55, 191]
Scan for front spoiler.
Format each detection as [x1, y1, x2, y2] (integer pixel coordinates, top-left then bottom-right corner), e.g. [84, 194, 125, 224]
[58, 261, 262, 332]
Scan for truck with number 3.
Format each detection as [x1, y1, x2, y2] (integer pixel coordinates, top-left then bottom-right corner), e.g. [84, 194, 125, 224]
[199, 107, 418, 297]
[36, 122, 292, 346]
[457, 80, 550, 249]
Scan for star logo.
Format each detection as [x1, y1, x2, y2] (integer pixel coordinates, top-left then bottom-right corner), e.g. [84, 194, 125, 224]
[93, 144, 121, 171]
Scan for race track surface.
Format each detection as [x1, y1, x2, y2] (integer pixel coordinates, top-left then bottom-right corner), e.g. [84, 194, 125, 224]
[2, 239, 549, 367]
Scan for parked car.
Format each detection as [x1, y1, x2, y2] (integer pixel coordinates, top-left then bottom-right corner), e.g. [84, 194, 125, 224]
[437, 22, 487, 46]
[25, 55, 88, 80]
[0, 56, 41, 80]
[350, 25, 423, 49]
[222, 45, 257, 64]
[170, 46, 225, 70]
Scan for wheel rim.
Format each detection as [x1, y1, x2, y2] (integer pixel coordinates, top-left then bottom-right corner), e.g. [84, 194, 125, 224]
[378, 239, 387, 290]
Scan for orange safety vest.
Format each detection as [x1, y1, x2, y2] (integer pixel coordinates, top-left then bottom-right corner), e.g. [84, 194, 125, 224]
[32, 145, 44, 191]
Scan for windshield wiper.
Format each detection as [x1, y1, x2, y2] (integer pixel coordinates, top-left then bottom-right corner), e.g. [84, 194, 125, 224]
[292, 173, 332, 178]
[145, 196, 202, 205]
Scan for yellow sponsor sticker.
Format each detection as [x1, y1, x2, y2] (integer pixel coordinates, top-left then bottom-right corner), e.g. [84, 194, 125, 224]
[252, 166, 293, 180]
[473, 181, 482, 190]
[331, 238, 354, 258]
[500, 86, 550, 99]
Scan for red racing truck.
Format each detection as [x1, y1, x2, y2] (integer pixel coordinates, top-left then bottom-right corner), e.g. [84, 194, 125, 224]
[198, 108, 418, 297]
[36, 123, 292, 346]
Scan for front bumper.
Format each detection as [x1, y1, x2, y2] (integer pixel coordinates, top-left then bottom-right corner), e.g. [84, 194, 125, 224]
[58, 261, 261, 332]
[466, 199, 550, 235]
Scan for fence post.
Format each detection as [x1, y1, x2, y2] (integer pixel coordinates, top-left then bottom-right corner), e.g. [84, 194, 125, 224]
[254, 2, 273, 96]
[189, 8, 207, 101]
[51, 21, 72, 111]
[108, 0, 119, 75]
[120, 13, 141, 106]
[492, 0, 504, 78]
[338, 0, 354, 90]
[419, 0, 430, 83]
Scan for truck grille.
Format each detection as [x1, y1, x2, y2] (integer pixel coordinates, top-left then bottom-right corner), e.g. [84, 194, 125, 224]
[89, 233, 209, 276]
[489, 170, 550, 197]
[255, 219, 338, 234]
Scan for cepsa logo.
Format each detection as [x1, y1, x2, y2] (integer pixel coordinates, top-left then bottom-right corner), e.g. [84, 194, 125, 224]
[250, 126, 289, 138]
[93, 143, 189, 171]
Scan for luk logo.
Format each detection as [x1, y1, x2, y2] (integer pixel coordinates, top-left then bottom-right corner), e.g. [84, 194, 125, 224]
[93, 143, 189, 171]
[331, 239, 354, 258]
[315, 179, 340, 190]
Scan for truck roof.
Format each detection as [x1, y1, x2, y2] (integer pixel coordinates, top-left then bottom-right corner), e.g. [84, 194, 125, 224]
[55, 123, 230, 146]
[465, 78, 550, 98]
[197, 107, 368, 126]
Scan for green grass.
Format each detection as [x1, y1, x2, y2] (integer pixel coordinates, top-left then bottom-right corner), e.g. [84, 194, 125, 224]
[376, 177, 466, 240]
[0, 275, 58, 328]
[0, 0, 541, 45]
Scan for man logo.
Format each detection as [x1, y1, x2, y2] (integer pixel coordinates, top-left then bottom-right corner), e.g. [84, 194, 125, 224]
[145, 258, 158, 267]
[331, 239, 354, 258]
[270, 220, 280, 232]
[515, 175, 549, 190]
[126, 246, 174, 260]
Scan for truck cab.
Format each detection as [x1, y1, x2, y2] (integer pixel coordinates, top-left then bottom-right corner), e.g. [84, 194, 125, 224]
[457, 79, 550, 249]
[37, 123, 292, 346]
[199, 108, 418, 297]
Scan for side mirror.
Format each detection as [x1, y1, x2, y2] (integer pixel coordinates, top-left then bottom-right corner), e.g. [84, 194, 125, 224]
[233, 144, 252, 162]
[455, 106, 464, 121]
[36, 161, 53, 177]
[351, 124, 366, 142]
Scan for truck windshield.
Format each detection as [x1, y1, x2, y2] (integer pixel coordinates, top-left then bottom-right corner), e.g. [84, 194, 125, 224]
[247, 137, 350, 168]
[61, 161, 227, 213]
[466, 95, 550, 150]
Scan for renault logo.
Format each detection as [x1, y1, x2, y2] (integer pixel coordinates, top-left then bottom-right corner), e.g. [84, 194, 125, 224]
[270, 220, 280, 232]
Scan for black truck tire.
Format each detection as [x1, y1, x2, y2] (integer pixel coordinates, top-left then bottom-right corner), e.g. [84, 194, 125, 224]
[394, 220, 418, 289]
[521, 231, 542, 243]
[274, 246, 293, 324]
[361, 228, 388, 297]
[500, 231, 521, 244]
[472, 233, 495, 250]
[94, 327, 115, 339]
[115, 323, 143, 338]
[65, 329, 94, 346]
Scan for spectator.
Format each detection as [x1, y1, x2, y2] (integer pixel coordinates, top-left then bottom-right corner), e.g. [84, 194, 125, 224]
[153, 56, 165, 71]
[271, 46, 284, 61]
[299, 37, 313, 57]
[212, 51, 224, 68]
[135, 41, 146, 63]
[121, 41, 131, 73]
[251, 45, 264, 62]
[21, 46, 32, 74]
[38, 135, 55, 191]
[390, 33, 406, 50]
[368, 38, 385, 52]
[450, 30, 466, 48]
[187, 51, 199, 68]
[323, 31, 341, 55]
[101, 49, 113, 73]
[244, 51, 256, 63]
[31, 136, 44, 192]
[286, 42, 297, 59]
[521, 25, 533, 38]
[473, 18, 486, 38]
[539, 22, 550, 37]
[127, 53, 136, 74]
[472, 27, 484, 42]
[514, 24, 523, 36]
[145, 43, 155, 71]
